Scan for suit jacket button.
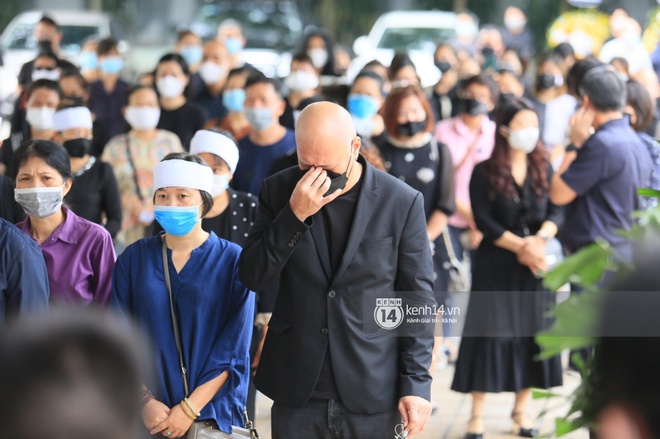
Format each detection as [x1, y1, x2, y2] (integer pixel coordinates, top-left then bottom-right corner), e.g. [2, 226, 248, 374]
[295, 232, 302, 237]
[328, 290, 336, 298]
[288, 243, 294, 248]
[321, 328, 329, 335]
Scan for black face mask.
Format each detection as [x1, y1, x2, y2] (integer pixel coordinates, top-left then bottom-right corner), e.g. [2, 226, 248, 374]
[435, 60, 452, 74]
[499, 92, 515, 102]
[37, 40, 53, 53]
[536, 73, 557, 91]
[396, 119, 428, 138]
[62, 95, 87, 107]
[457, 98, 489, 116]
[323, 153, 354, 197]
[481, 46, 495, 58]
[63, 138, 92, 158]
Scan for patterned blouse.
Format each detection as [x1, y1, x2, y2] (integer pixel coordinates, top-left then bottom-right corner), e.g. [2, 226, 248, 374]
[102, 129, 183, 247]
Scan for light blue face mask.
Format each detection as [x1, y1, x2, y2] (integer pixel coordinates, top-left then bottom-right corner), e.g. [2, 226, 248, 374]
[154, 203, 201, 236]
[222, 88, 246, 112]
[180, 45, 203, 66]
[347, 94, 380, 119]
[224, 37, 243, 55]
[78, 51, 98, 70]
[245, 106, 274, 131]
[99, 56, 124, 74]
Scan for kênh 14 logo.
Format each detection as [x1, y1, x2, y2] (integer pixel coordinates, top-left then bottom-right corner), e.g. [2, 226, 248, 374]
[374, 298, 460, 330]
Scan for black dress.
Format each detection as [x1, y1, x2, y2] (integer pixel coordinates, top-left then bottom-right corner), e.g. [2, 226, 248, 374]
[378, 135, 455, 296]
[157, 102, 207, 151]
[451, 161, 564, 393]
[0, 175, 24, 224]
[66, 157, 122, 238]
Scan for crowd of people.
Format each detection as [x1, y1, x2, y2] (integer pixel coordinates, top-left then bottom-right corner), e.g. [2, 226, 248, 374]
[1, 5, 660, 439]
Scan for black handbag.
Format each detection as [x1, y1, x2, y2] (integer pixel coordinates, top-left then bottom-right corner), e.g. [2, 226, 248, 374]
[161, 238, 260, 439]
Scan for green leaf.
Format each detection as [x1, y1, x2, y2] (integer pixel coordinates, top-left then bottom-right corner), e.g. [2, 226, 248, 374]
[532, 388, 564, 399]
[542, 241, 614, 291]
[535, 291, 602, 359]
[555, 418, 583, 436]
[637, 188, 660, 198]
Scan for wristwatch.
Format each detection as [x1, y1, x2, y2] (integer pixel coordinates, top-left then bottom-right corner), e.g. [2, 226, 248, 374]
[565, 143, 577, 152]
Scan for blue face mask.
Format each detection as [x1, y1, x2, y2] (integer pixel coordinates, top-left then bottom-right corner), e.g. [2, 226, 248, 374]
[99, 56, 124, 74]
[225, 37, 243, 55]
[154, 204, 201, 236]
[78, 51, 98, 70]
[245, 106, 274, 131]
[180, 45, 203, 66]
[222, 88, 246, 112]
[347, 94, 380, 119]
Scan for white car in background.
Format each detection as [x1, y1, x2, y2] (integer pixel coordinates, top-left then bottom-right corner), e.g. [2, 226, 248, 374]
[0, 10, 127, 78]
[347, 10, 457, 88]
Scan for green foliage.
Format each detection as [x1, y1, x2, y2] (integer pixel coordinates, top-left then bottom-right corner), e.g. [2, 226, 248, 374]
[535, 291, 600, 359]
[535, 190, 660, 436]
[542, 241, 614, 291]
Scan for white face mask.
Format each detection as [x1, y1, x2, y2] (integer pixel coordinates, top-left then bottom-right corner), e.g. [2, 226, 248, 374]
[285, 70, 319, 92]
[211, 174, 231, 197]
[14, 185, 65, 219]
[199, 61, 226, 85]
[26, 106, 56, 131]
[307, 48, 328, 69]
[507, 127, 539, 154]
[504, 17, 526, 31]
[125, 106, 161, 131]
[156, 76, 186, 99]
[455, 22, 478, 38]
[32, 68, 60, 82]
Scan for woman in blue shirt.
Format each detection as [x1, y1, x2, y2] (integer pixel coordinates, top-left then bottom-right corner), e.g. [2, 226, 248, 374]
[111, 152, 253, 437]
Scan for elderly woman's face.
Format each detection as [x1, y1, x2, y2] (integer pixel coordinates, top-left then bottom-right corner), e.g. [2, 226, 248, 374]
[15, 156, 70, 193]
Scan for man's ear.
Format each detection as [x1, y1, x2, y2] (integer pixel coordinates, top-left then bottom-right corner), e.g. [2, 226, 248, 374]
[352, 136, 361, 157]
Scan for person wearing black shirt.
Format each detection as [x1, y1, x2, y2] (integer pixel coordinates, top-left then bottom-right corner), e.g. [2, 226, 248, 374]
[239, 102, 435, 438]
[15, 15, 76, 93]
[53, 107, 121, 238]
[0, 175, 24, 223]
[378, 85, 455, 289]
[429, 43, 461, 123]
[155, 53, 207, 150]
[9, 52, 62, 146]
[192, 40, 231, 124]
[88, 38, 130, 140]
[452, 98, 564, 438]
[2, 79, 60, 178]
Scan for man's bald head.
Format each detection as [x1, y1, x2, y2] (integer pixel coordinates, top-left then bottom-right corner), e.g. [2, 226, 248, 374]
[296, 101, 356, 146]
[295, 102, 360, 171]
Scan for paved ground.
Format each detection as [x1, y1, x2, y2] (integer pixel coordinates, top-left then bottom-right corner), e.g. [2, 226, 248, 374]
[252, 362, 589, 439]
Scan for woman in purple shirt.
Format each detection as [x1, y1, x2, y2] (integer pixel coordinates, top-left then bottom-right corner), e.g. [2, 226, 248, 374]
[12, 139, 116, 306]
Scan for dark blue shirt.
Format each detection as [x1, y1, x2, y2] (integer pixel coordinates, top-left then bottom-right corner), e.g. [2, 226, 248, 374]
[192, 86, 228, 122]
[0, 217, 50, 326]
[232, 130, 296, 195]
[111, 232, 254, 433]
[88, 79, 130, 138]
[559, 118, 652, 252]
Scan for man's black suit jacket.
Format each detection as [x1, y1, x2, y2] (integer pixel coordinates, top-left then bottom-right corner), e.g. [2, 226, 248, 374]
[239, 155, 435, 414]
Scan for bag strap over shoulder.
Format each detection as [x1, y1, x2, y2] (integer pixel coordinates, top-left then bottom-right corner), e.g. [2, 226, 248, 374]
[162, 237, 190, 397]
